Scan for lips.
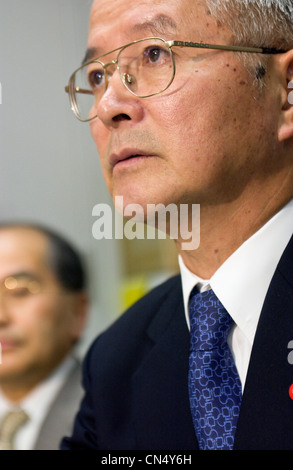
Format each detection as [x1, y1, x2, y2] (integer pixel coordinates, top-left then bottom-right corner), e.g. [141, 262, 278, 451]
[0, 340, 15, 350]
[0, 337, 21, 350]
[110, 149, 153, 168]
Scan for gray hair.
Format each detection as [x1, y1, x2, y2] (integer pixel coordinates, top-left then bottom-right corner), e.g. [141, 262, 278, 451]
[206, 0, 293, 84]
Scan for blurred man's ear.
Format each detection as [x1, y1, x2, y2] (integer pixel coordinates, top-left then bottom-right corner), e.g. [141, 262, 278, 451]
[70, 291, 89, 344]
[278, 49, 293, 142]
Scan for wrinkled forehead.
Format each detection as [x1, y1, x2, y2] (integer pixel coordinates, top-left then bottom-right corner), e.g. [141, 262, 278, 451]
[88, 0, 230, 56]
[0, 228, 50, 281]
[89, 0, 183, 27]
[89, 0, 179, 39]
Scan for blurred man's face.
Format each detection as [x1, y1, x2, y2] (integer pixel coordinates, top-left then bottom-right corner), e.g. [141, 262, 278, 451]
[0, 228, 85, 397]
[88, 0, 281, 214]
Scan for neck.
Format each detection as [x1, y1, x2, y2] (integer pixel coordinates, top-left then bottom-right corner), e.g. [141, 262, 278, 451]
[176, 179, 293, 279]
[0, 357, 68, 403]
[0, 376, 45, 403]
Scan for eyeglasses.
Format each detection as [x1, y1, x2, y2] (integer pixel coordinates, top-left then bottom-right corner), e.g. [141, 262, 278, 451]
[65, 36, 286, 122]
[0, 275, 41, 308]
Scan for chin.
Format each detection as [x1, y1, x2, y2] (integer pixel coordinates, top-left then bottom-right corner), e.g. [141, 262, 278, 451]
[113, 192, 170, 212]
[112, 193, 147, 221]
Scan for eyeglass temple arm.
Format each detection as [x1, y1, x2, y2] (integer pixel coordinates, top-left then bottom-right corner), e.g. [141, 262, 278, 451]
[65, 85, 93, 95]
[168, 40, 286, 54]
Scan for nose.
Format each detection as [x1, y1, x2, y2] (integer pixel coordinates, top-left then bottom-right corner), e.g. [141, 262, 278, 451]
[96, 69, 144, 128]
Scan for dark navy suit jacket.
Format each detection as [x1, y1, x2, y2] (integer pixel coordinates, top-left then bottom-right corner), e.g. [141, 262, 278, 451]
[62, 235, 293, 450]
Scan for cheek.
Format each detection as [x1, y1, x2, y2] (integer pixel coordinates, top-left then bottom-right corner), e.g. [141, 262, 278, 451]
[90, 121, 113, 185]
[150, 76, 261, 192]
[149, 89, 214, 164]
[90, 120, 109, 156]
[160, 75, 252, 156]
[23, 293, 69, 332]
[18, 299, 57, 344]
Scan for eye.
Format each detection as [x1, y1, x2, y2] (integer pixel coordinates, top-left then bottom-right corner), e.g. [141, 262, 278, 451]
[145, 47, 161, 62]
[87, 67, 105, 90]
[142, 46, 170, 65]
[8, 287, 31, 298]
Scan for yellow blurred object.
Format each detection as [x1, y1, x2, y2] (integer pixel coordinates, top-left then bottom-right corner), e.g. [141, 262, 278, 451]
[119, 276, 149, 311]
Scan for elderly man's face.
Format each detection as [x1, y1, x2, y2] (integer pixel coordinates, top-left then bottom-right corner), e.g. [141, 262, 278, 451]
[88, 0, 280, 212]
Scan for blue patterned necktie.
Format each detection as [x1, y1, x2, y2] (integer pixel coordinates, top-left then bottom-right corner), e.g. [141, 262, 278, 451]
[188, 288, 242, 450]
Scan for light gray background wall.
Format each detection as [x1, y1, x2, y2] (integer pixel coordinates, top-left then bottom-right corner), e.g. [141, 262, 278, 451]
[0, 0, 123, 354]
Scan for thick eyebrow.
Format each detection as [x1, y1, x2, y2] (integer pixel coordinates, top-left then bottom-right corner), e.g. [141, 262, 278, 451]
[82, 14, 178, 64]
[82, 47, 100, 64]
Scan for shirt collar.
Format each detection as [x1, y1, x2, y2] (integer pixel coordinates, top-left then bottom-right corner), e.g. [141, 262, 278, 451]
[179, 199, 293, 345]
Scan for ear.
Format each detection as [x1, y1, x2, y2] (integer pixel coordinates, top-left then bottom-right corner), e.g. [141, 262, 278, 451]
[278, 49, 293, 142]
[69, 291, 89, 343]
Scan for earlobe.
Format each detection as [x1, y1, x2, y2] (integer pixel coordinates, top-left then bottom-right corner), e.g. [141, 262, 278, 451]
[278, 51, 293, 142]
[288, 80, 293, 106]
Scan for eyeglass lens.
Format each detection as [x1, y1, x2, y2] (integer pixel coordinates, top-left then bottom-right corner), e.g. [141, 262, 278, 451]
[70, 38, 174, 121]
[0, 276, 41, 307]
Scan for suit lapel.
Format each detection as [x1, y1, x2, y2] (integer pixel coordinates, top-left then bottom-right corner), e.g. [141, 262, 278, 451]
[34, 361, 83, 450]
[132, 277, 198, 450]
[235, 235, 293, 449]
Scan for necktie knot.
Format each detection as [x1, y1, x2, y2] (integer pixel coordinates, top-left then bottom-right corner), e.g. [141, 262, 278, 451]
[189, 289, 233, 351]
[0, 409, 29, 450]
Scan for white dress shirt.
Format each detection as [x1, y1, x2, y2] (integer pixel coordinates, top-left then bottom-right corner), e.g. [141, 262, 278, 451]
[179, 199, 293, 391]
[0, 355, 76, 450]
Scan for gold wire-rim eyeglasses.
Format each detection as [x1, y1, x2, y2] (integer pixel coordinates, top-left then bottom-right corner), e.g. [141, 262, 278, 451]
[65, 36, 286, 122]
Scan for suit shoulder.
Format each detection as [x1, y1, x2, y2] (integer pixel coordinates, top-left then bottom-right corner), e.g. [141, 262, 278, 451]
[108, 273, 181, 330]
[126, 273, 182, 313]
[85, 274, 182, 369]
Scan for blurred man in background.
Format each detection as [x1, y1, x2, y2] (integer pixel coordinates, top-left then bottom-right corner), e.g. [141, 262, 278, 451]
[0, 223, 88, 450]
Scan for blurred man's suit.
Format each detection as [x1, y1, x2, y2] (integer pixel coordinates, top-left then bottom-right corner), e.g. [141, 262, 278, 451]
[0, 358, 83, 450]
[34, 359, 83, 450]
